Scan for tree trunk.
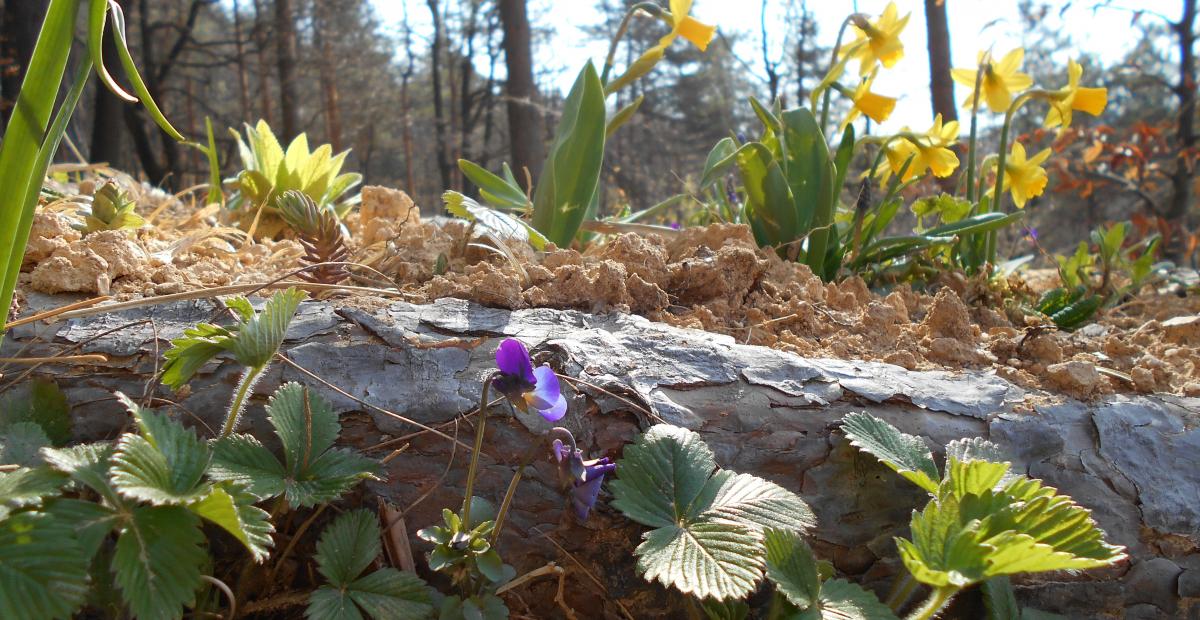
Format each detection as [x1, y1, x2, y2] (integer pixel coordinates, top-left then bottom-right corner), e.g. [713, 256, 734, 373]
[498, 0, 543, 188]
[924, 0, 956, 122]
[313, 0, 343, 152]
[90, 20, 125, 166]
[252, 0, 273, 125]
[0, 0, 49, 130]
[232, 0, 252, 122]
[275, 0, 300, 142]
[1167, 0, 1198, 256]
[427, 0, 452, 193]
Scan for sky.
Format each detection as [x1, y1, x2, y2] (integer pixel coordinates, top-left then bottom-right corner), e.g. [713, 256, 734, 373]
[369, 0, 1169, 132]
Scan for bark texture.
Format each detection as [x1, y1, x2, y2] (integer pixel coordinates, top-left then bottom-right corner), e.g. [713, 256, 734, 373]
[5, 295, 1199, 618]
[924, 0, 956, 122]
[498, 0, 543, 187]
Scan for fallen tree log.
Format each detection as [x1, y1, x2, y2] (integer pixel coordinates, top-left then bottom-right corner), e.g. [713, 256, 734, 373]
[3, 293, 1198, 618]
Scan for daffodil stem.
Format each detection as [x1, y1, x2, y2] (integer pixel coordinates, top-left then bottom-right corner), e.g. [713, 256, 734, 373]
[461, 370, 502, 531]
[818, 15, 856, 133]
[600, 2, 660, 87]
[965, 59, 986, 204]
[221, 364, 265, 438]
[906, 585, 958, 620]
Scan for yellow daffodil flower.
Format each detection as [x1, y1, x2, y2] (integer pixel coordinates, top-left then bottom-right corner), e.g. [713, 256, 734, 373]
[844, 2, 910, 76]
[1044, 59, 1108, 129]
[997, 142, 1051, 208]
[885, 114, 960, 181]
[950, 48, 1034, 113]
[658, 0, 716, 53]
[841, 70, 897, 130]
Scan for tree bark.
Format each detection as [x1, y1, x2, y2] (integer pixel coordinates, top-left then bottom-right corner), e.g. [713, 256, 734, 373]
[924, 0, 956, 122]
[252, 0, 273, 125]
[1167, 0, 1197, 253]
[274, 0, 300, 142]
[313, 0, 343, 152]
[90, 18, 125, 166]
[232, 0, 252, 122]
[0, 0, 49, 130]
[498, 0, 543, 188]
[427, 0, 452, 192]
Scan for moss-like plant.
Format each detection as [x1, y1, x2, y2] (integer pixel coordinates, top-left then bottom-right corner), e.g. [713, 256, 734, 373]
[74, 181, 144, 235]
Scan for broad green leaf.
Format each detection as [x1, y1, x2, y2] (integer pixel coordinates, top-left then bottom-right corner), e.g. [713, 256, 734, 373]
[188, 484, 274, 562]
[609, 424, 718, 528]
[0, 422, 52, 467]
[210, 383, 380, 508]
[113, 506, 206, 620]
[457, 159, 529, 210]
[841, 413, 940, 493]
[439, 594, 508, 620]
[444, 191, 548, 250]
[0, 510, 91, 620]
[530, 62, 606, 247]
[947, 458, 1010, 500]
[896, 495, 986, 587]
[315, 509, 380, 586]
[0, 379, 72, 445]
[0, 466, 68, 520]
[737, 142, 795, 251]
[43, 443, 119, 503]
[699, 137, 741, 188]
[764, 529, 820, 609]
[160, 322, 237, 390]
[612, 424, 815, 600]
[42, 497, 119, 560]
[635, 519, 764, 601]
[779, 108, 835, 276]
[110, 397, 211, 505]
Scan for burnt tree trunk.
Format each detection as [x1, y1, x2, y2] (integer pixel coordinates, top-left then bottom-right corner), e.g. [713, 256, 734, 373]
[274, 0, 300, 142]
[924, 0, 956, 122]
[498, 0, 543, 188]
[90, 18, 124, 166]
[0, 0, 49, 130]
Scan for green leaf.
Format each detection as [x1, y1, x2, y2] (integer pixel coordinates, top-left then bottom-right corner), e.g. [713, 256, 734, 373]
[43, 443, 119, 502]
[110, 396, 211, 505]
[699, 137, 741, 189]
[0, 466, 68, 520]
[439, 594, 508, 620]
[42, 498, 119, 560]
[160, 322, 237, 390]
[457, 159, 529, 210]
[0, 422, 52, 467]
[229, 288, 305, 368]
[764, 529, 820, 609]
[947, 458, 1010, 500]
[113, 506, 206, 620]
[308, 510, 431, 620]
[780, 108, 835, 276]
[315, 509, 380, 586]
[0, 379, 72, 445]
[188, 483, 274, 562]
[737, 142, 796, 252]
[841, 413, 940, 494]
[0, 510, 91, 620]
[611, 424, 815, 600]
[816, 579, 899, 620]
[605, 94, 644, 138]
[531, 62, 607, 247]
[210, 383, 380, 508]
[701, 598, 749, 620]
[444, 190, 547, 250]
[982, 576, 1020, 620]
[945, 437, 1006, 465]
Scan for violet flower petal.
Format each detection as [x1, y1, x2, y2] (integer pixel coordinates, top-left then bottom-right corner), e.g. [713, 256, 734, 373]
[495, 338, 535, 385]
[531, 365, 567, 421]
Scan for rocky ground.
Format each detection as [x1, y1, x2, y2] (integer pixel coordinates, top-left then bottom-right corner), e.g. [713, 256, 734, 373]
[15, 179, 1200, 402]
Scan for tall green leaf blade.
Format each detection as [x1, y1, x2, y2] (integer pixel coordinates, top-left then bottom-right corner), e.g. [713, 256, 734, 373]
[0, 511, 91, 620]
[444, 190, 547, 250]
[609, 424, 718, 528]
[113, 506, 206, 620]
[530, 62, 606, 247]
[458, 159, 529, 210]
[106, 1, 185, 141]
[699, 137, 741, 189]
[780, 108, 834, 275]
[736, 143, 795, 250]
[841, 413, 940, 493]
[188, 484, 274, 562]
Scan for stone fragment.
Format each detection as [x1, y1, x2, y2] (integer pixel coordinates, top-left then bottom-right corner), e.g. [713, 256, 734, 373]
[1046, 360, 1103, 398]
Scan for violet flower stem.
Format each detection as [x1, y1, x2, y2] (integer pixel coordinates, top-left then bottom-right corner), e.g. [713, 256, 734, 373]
[461, 370, 502, 530]
[491, 441, 544, 545]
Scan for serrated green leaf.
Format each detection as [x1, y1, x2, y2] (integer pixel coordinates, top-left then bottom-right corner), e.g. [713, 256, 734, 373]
[440, 594, 507, 620]
[609, 424, 717, 528]
[947, 458, 1010, 500]
[945, 437, 1006, 465]
[636, 519, 764, 600]
[701, 597, 749, 620]
[42, 443, 118, 502]
[315, 509, 380, 586]
[209, 433, 286, 497]
[0, 466, 67, 521]
[0, 422, 52, 467]
[764, 529, 820, 609]
[42, 497, 119, 560]
[0, 510, 91, 620]
[700, 470, 816, 532]
[160, 322, 237, 390]
[0, 379, 71, 445]
[841, 413, 940, 493]
[344, 569, 432, 619]
[816, 579, 898, 620]
[110, 400, 211, 505]
[113, 506, 206, 620]
[188, 484, 274, 562]
[271, 382, 338, 473]
[229, 288, 305, 368]
[307, 587, 364, 620]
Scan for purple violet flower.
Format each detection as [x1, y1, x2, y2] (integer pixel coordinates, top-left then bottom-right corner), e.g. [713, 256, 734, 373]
[492, 338, 567, 421]
[553, 438, 616, 521]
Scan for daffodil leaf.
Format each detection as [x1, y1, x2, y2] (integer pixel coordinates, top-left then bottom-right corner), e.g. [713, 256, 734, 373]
[612, 424, 815, 600]
[457, 159, 529, 210]
[841, 413, 941, 494]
